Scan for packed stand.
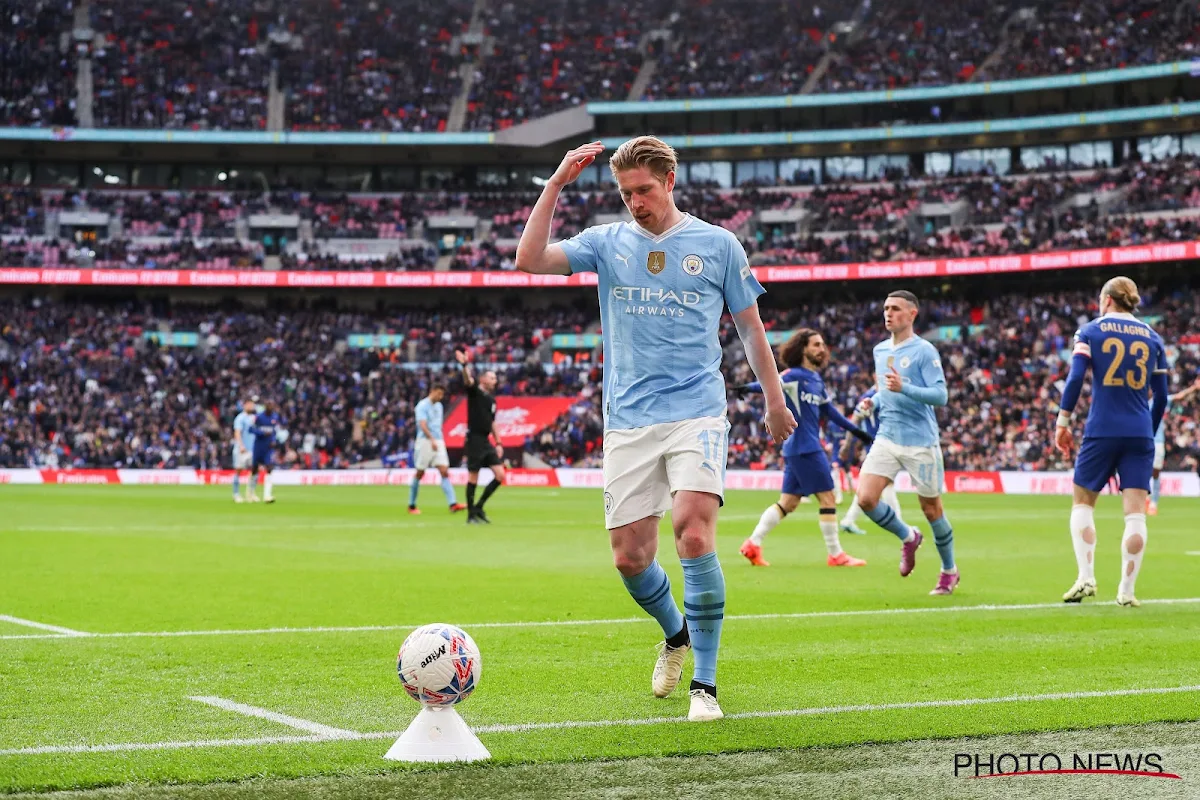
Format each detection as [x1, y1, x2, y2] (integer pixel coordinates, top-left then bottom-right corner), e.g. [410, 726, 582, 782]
[0, 1, 77, 127]
[88, 0, 272, 129]
[279, 0, 472, 132]
[0, 299, 593, 469]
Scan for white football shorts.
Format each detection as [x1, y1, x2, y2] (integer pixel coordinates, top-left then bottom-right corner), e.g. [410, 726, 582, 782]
[861, 436, 945, 498]
[1153, 441, 1166, 470]
[232, 448, 252, 470]
[602, 415, 729, 530]
[415, 439, 450, 470]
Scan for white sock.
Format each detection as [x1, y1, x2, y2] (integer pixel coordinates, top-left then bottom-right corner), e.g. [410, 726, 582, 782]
[1119, 512, 1147, 597]
[1069, 504, 1096, 582]
[883, 484, 900, 515]
[264, 474, 273, 500]
[843, 500, 863, 525]
[832, 469, 843, 503]
[750, 504, 784, 545]
[244, 475, 254, 498]
[819, 519, 842, 556]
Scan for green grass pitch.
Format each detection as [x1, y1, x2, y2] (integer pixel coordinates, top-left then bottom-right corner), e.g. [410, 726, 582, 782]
[1, 486, 1199, 798]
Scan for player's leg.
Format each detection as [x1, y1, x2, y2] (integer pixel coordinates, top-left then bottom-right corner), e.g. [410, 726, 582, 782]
[1063, 437, 1112, 602]
[815, 488, 866, 567]
[232, 454, 242, 502]
[437, 464, 465, 512]
[840, 461, 867, 534]
[248, 458, 262, 501]
[831, 461, 844, 505]
[1115, 439, 1154, 607]
[475, 461, 505, 520]
[906, 446, 956, 594]
[261, 464, 275, 503]
[605, 425, 687, 699]
[741, 492, 799, 566]
[673, 489, 724, 721]
[857, 440, 921, 574]
[1149, 441, 1165, 515]
[663, 416, 730, 721]
[409, 467, 425, 514]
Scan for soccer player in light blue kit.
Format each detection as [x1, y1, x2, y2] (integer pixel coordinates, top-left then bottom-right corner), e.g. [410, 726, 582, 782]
[515, 136, 796, 722]
[855, 290, 960, 596]
[408, 385, 466, 515]
[1147, 379, 1200, 516]
[838, 384, 904, 535]
[1056, 277, 1169, 607]
[232, 399, 257, 503]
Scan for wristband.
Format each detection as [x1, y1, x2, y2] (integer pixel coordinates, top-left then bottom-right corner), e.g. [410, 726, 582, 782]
[1056, 410, 1073, 429]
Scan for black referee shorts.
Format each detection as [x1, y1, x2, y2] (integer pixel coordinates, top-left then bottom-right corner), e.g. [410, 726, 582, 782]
[466, 434, 501, 472]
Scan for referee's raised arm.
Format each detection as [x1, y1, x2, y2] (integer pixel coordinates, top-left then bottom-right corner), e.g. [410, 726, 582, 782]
[455, 349, 475, 389]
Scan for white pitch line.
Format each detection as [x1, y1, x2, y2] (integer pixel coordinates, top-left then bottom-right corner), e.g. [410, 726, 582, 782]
[0, 614, 90, 637]
[187, 696, 359, 739]
[2, 684, 1197, 757]
[1, 597, 1199, 642]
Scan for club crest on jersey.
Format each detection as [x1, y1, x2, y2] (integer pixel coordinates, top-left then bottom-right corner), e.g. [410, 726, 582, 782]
[647, 251, 666, 275]
[899, 356, 911, 369]
[682, 254, 704, 276]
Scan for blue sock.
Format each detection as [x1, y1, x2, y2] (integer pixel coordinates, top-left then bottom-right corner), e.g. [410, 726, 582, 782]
[441, 476, 456, 506]
[621, 561, 684, 640]
[682, 552, 725, 688]
[408, 475, 420, 508]
[930, 515, 955, 571]
[232, 473, 240, 496]
[865, 501, 913, 542]
[1151, 476, 1161, 504]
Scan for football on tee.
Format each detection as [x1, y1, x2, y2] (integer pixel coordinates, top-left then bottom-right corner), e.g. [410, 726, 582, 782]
[397, 623, 482, 706]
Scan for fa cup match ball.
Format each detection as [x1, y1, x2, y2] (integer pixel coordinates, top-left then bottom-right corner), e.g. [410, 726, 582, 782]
[397, 623, 482, 706]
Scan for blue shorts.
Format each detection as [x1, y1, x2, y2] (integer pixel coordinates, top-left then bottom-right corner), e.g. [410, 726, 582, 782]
[782, 451, 835, 498]
[252, 449, 274, 470]
[1074, 437, 1154, 493]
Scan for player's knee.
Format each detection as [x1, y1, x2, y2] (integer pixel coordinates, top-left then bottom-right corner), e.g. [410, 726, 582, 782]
[919, 498, 942, 520]
[612, 545, 652, 576]
[1123, 533, 1144, 554]
[856, 491, 878, 512]
[778, 496, 800, 514]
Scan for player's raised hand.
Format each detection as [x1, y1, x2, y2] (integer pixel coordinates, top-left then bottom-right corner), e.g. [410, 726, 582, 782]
[549, 141, 605, 188]
[1055, 425, 1075, 457]
[884, 367, 904, 392]
[454, 349, 468, 365]
[765, 403, 797, 444]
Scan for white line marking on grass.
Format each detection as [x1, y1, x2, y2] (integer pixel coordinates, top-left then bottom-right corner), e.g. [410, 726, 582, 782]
[3, 685, 1198, 757]
[469, 685, 1200, 734]
[1187, 551, 1200, 556]
[0, 615, 90, 636]
[187, 696, 360, 739]
[2, 597, 1199, 642]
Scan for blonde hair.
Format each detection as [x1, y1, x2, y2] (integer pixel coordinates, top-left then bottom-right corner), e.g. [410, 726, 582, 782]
[608, 135, 678, 183]
[1102, 276, 1141, 312]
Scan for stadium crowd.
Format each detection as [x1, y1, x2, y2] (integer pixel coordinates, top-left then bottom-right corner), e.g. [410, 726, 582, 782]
[4, 0, 1197, 130]
[1, 279, 1197, 475]
[5, 154, 1200, 270]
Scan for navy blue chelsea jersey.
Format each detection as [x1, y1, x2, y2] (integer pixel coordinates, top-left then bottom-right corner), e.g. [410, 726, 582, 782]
[252, 412, 283, 454]
[780, 366, 833, 457]
[1073, 313, 1167, 439]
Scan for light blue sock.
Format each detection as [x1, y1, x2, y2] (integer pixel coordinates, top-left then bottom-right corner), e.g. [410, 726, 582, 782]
[621, 561, 685, 640]
[865, 501, 913, 542]
[408, 475, 420, 507]
[930, 515, 955, 571]
[682, 552, 725, 688]
[441, 476, 457, 506]
[1151, 476, 1161, 504]
[232, 472, 240, 497]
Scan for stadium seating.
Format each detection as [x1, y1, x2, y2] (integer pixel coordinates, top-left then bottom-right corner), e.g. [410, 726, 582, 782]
[2, 284, 1197, 473]
[5, 0, 1197, 130]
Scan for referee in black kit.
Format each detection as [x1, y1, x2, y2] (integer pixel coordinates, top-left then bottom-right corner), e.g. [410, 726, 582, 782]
[455, 349, 506, 523]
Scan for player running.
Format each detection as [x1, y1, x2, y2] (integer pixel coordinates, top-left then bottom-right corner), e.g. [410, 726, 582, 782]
[515, 136, 796, 722]
[855, 290, 959, 596]
[737, 328, 873, 568]
[408, 384, 467, 515]
[251, 400, 284, 504]
[456, 351, 505, 524]
[232, 399, 257, 503]
[1056, 277, 1168, 607]
[1148, 379, 1200, 515]
[838, 384, 903, 536]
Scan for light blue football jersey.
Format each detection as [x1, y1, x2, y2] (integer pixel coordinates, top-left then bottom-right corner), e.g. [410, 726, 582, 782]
[560, 213, 764, 430]
[872, 336, 945, 447]
[415, 397, 444, 441]
[233, 411, 256, 453]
